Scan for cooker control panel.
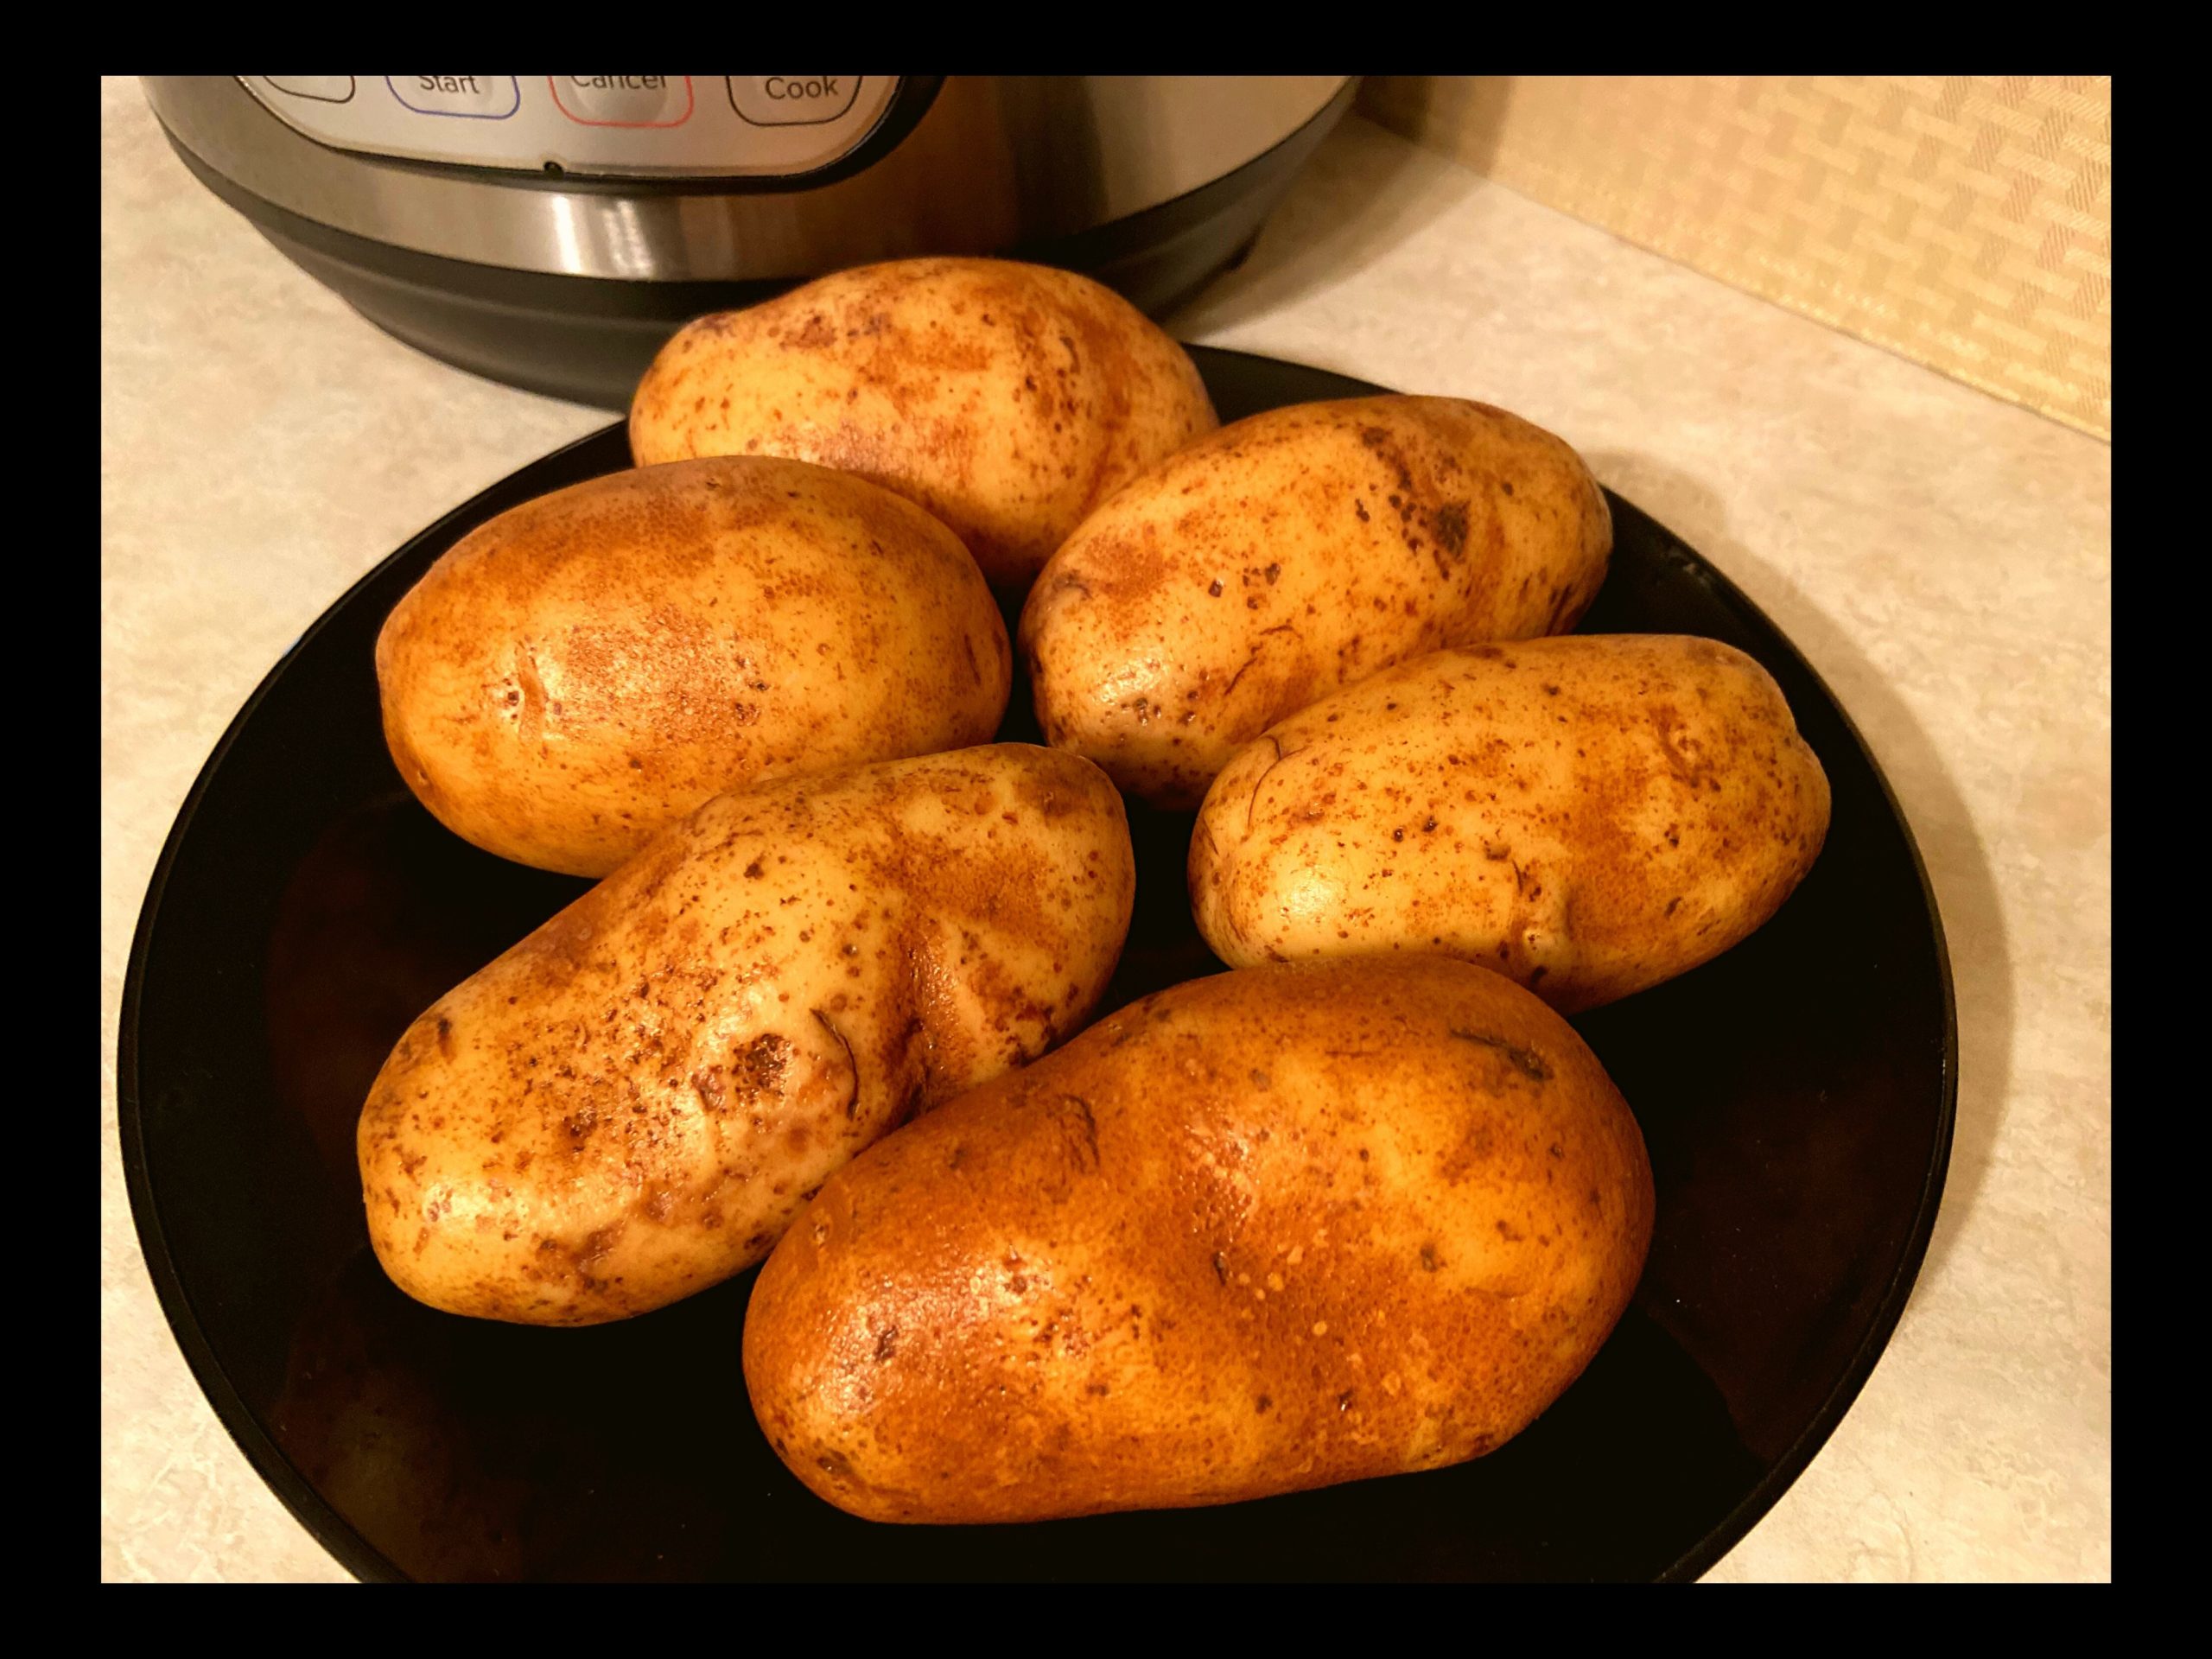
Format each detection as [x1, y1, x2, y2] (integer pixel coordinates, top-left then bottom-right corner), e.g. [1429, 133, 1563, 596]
[244, 77, 900, 178]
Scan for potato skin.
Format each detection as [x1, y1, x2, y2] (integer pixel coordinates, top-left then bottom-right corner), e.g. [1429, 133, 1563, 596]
[1191, 637, 1830, 1013]
[1020, 396, 1611, 808]
[375, 455, 1009, 878]
[358, 746, 1135, 1326]
[628, 258, 1218, 589]
[743, 957, 1652, 1523]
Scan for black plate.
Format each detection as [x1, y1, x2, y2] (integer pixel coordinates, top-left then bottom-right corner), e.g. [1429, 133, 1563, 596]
[118, 347, 1955, 1582]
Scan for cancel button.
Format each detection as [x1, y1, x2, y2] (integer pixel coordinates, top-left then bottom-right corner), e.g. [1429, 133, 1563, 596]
[728, 75, 863, 126]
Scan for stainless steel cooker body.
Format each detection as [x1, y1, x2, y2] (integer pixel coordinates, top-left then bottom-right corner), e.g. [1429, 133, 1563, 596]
[143, 76, 1355, 407]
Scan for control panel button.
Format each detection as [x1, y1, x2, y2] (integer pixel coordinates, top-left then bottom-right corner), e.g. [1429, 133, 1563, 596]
[727, 75, 861, 126]
[550, 75, 693, 128]
[262, 75, 355, 104]
[386, 75, 520, 119]
[240, 72, 897, 178]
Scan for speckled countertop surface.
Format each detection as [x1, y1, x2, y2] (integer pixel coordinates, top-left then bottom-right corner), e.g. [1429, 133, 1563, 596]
[100, 78, 2110, 1582]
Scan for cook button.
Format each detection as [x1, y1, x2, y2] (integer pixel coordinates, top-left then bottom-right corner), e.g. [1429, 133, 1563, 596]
[385, 75, 520, 119]
[728, 75, 862, 126]
[261, 76, 355, 104]
[550, 75, 693, 127]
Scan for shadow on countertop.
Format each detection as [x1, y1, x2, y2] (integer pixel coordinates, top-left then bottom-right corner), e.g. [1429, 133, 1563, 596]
[1166, 117, 1476, 340]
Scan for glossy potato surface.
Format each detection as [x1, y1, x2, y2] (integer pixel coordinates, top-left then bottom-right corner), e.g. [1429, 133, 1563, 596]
[376, 455, 1008, 877]
[744, 957, 1652, 1522]
[629, 258, 1218, 589]
[1020, 395, 1611, 807]
[1191, 636, 1830, 1012]
[359, 746, 1135, 1326]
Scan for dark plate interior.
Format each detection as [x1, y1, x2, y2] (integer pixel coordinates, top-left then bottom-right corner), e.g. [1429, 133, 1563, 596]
[118, 347, 1955, 1582]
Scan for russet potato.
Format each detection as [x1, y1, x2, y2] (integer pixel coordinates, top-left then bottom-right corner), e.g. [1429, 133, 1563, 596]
[1190, 636, 1830, 1011]
[1020, 395, 1612, 808]
[377, 454, 1008, 879]
[743, 957, 1652, 1523]
[359, 745, 1135, 1326]
[629, 257, 1218, 589]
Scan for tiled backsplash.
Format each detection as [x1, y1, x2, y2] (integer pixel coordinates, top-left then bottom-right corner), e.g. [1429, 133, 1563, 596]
[1360, 77, 2112, 439]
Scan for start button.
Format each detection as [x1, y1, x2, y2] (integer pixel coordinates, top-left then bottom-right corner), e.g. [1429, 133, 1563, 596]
[550, 75, 694, 127]
[728, 75, 862, 126]
[387, 76, 520, 119]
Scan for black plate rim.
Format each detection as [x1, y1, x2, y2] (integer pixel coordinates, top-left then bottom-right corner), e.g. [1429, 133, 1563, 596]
[114, 472, 527, 1586]
[1622, 534, 1960, 1581]
[115, 346, 1956, 1584]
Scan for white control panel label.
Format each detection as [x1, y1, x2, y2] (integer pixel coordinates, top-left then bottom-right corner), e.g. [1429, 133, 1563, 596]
[729, 76, 861, 125]
[550, 76, 694, 128]
[387, 76, 520, 119]
[245, 74, 897, 177]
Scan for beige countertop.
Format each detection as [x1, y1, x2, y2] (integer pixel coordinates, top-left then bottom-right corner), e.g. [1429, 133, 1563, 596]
[99, 78, 2111, 1582]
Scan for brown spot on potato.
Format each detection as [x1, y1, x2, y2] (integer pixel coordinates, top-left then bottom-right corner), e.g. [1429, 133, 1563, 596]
[1052, 1094, 1101, 1173]
[1449, 1030, 1550, 1081]
[734, 1033, 792, 1106]
[1432, 500, 1470, 556]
